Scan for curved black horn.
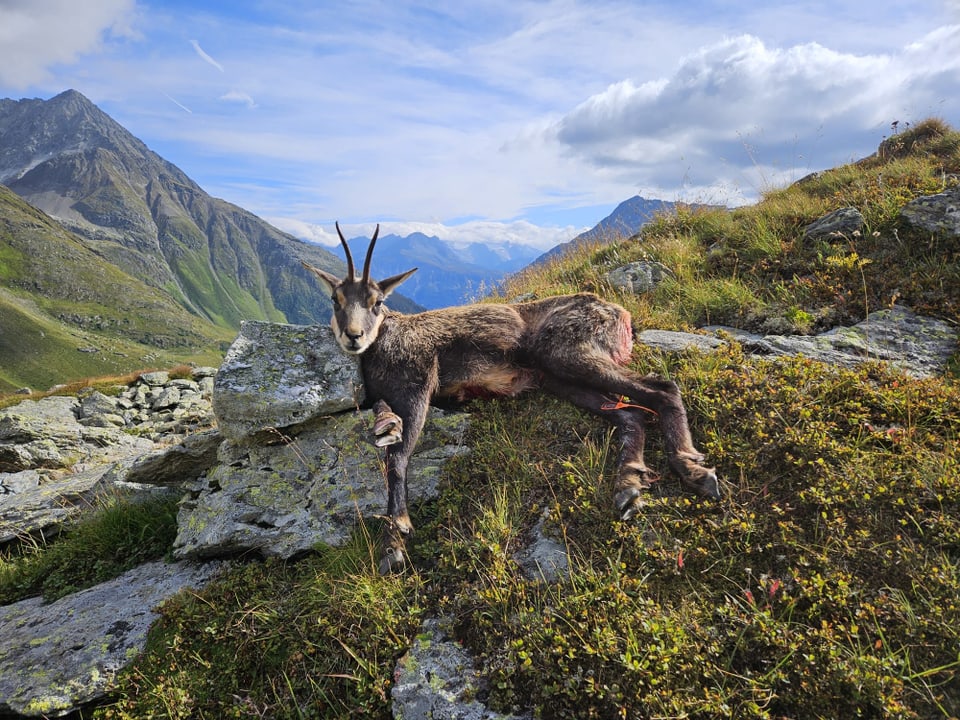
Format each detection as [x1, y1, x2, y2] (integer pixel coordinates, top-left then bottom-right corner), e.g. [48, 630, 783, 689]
[335, 221, 356, 280]
[361, 224, 380, 284]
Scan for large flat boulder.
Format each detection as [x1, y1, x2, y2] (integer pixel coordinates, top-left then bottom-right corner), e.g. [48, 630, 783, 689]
[0, 560, 222, 718]
[212, 321, 364, 441]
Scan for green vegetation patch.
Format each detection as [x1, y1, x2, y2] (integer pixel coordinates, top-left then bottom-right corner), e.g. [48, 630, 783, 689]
[433, 347, 960, 718]
[0, 493, 179, 604]
[101, 534, 424, 719]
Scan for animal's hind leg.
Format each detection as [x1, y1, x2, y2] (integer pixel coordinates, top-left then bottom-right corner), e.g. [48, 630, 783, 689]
[540, 378, 658, 519]
[634, 374, 720, 500]
[548, 357, 720, 501]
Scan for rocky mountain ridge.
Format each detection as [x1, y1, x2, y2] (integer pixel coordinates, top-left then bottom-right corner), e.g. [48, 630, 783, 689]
[534, 195, 683, 265]
[0, 90, 346, 330]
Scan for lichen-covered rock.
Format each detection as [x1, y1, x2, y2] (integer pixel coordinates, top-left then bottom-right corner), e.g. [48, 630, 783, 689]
[755, 305, 957, 377]
[0, 560, 222, 718]
[514, 507, 569, 583]
[392, 618, 530, 720]
[901, 187, 960, 236]
[212, 321, 364, 441]
[605, 261, 673, 295]
[0, 463, 116, 544]
[803, 206, 864, 241]
[112, 429, 222, 487]
[638, 329, 726, 354]
[174, 408, 470, 560]
[1, 370, 219, 546]
[0, 396, 85, 471]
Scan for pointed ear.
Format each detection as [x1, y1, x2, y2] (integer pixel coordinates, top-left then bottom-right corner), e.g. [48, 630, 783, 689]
[302, 260, 341, 295]
[379, 268, 418, 298]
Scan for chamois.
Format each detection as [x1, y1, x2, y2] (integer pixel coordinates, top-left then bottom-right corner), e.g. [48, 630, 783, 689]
[303, 223, 719, 572]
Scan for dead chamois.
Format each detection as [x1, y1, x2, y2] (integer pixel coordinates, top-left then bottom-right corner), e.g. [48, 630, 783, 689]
[303, 223, 719, 572]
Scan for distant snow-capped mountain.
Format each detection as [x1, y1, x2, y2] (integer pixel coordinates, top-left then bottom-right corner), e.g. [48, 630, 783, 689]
[331, 231, 543, 308]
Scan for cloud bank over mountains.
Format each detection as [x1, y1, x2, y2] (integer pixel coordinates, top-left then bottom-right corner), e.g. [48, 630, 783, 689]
[1, 1, 958, 246]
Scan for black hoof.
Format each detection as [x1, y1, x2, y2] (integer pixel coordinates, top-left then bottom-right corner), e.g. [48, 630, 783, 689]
[683, 469, 721, 501]
[378, 546, 406, 575]
[372, 410, 403, 447]
[615, 486, 647, 520]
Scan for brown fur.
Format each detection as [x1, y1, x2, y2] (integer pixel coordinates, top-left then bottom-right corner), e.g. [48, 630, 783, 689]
[303, 223, 719, 572]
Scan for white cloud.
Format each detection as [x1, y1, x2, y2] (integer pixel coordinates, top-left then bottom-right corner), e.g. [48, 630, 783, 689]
[0, 0, 135, 87]
[268, 217, 581, 251]
[219, 91, 256, 109]
[545, 26, 960, 203]
[190, 39, 224, 72]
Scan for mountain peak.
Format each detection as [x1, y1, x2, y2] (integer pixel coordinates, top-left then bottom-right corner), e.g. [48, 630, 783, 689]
[0, 89, 142, 186]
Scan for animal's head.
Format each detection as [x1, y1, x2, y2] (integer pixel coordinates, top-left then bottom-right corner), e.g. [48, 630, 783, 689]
[302, 222, 417, 354]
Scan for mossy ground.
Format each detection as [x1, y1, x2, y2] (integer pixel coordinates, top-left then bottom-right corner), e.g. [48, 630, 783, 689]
[4, 120, 959, 718]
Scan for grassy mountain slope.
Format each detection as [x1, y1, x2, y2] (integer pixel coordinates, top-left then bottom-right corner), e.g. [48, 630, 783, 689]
[0, 185, 229, 391]
[5, 121, 960, 719]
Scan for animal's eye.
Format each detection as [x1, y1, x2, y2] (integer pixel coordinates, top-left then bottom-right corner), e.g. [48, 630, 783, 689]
[331, 296, 341, 310]
[373, 299, 384, 314]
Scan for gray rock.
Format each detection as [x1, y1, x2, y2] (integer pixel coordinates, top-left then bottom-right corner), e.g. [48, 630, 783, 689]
[755, 305, 957, 377]
[803, 206, 864, 241]
[392, 618, 530, 720]
[1, 464, 114, 543]
[191, 366, 218, 380]
[150, 385, 181, 410]
[0, 370, 222, 546]
[514, 508, 569, 583]
[0, 395, 81, 446]
[174, 409, 470, 560]
[78, 390, 120, 419]
[0, 470, 41, 497]
[901, 187, 960, 235]
[212, 321, 364, 441]
[115, 429, 222, 487]
[0, 560, 222, 718]
[606, 261, 673, 295]
[138, 371, 170, 386]
[0, 396, 151, 475]
[638, 329, 726, 354]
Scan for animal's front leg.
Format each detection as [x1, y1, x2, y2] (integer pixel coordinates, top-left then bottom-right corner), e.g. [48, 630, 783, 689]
[377, 391, 432, 574]
[371, 399, 403, 446]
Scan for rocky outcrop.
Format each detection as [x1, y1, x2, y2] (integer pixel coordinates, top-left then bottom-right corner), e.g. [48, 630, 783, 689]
[174, 406, 469, 560]
[706, 305, 958, 378]
[174, 321, 470, 560]
[212, 320, 364, 441]
[0, 560, 222, 718]
[901, 186, 960, 236]
[802, 206, 864, 241]
[636, 305, 957, 378]
[0, 368, 218, 544]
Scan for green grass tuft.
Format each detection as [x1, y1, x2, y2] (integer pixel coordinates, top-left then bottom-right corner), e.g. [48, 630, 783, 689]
[0, 493, 179, 604]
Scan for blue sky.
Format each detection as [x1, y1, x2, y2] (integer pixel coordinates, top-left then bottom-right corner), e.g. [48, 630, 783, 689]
[1, 0, 959, 249]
